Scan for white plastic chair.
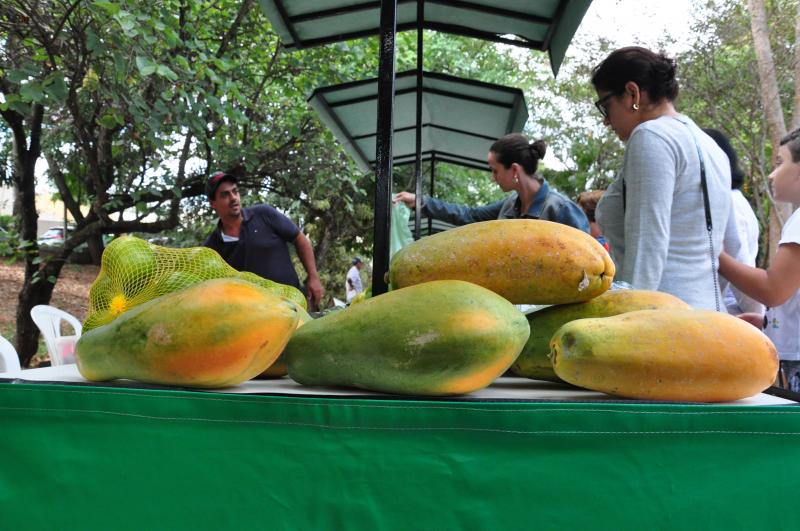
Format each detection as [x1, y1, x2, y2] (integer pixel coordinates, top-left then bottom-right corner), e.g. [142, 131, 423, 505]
[0, 335, 21, 374]
[30, 305, 82, 366]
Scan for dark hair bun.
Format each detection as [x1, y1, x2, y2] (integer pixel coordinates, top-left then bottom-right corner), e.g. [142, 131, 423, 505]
[591, 46, 680, 102]
[530, 139, 547, 159]
[653, 53, 678, 99]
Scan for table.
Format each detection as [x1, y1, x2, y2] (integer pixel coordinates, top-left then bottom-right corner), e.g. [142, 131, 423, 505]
[2, 365, 799, 530]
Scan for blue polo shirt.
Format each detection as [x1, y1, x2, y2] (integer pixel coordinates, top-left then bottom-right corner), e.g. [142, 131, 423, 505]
[204, 204, 301, 289]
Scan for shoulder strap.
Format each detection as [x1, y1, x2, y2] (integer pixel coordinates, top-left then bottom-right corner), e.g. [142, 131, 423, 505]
[621, 118, 720, 311]
[679, 119, 720, 311]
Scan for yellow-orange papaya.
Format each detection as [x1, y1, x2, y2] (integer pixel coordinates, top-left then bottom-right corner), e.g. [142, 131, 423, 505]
[256, 306, 312, 379]
[76, 278, 300, 388]
[550, 309, 779, 402]
[511, 290, 691, 381]
[388, 219, 614, 304]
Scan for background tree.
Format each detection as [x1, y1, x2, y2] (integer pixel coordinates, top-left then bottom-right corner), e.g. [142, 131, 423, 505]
[747, 0, 796, 257]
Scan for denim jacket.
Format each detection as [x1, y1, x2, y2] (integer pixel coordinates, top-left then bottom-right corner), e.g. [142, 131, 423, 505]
[421, 179, 589, 232]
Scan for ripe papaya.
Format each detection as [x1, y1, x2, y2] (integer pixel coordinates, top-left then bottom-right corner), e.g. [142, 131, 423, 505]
[76, 278, 300, 388]
[550, 309, 779, 402]
[285, 280, 530, 396]
[256, 306, 312, 379]
[388, 219, 614, 304]
[84, 236, 307, 331]
[512, 290, 691, 381]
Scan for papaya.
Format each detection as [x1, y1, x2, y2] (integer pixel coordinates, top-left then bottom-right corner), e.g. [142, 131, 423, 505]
[511, 290, 691, 381]
[388, 219, 614, 304]
[550, 309, 779, 402]
[285, 280, 530, 396]
[76, 278, 300, 388]
[256, 306, 312, 379]
[84, 236, 307, 331]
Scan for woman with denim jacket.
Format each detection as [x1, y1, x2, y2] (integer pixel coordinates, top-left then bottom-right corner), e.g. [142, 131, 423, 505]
[393, 133, 589, 232]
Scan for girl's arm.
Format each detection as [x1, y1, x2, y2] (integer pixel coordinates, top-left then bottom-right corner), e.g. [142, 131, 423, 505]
[718, 243, 800, 307]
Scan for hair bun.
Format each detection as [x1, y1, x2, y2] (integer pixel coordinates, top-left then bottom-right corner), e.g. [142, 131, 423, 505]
[530, 139, 547, 159]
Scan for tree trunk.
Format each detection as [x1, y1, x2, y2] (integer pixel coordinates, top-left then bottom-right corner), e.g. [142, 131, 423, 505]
[794, 0, 800, 130]
[747, 0, 794, 259]
[794, 0, 800, 213]
[6, 104, 50, 367]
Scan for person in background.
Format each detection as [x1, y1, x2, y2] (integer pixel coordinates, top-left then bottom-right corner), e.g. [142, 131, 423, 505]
[703, 128, 764, 318]
[718, 128, 800, 391]
[577, 190, 609, 251]
[345, 257, 364, 304]
[393, 133, 589, 233]
[203, 171, 324, 310]
[591, 46, 731, 309]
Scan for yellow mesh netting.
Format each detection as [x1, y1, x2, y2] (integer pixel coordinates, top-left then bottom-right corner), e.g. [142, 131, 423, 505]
[84, 235, 307, 331]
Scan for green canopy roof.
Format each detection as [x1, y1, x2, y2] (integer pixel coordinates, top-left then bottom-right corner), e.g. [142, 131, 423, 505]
[258, 0, 591, 75]
[307, 70, 528, 172]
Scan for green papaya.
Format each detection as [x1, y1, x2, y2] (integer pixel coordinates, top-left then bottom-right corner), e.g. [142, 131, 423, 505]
[285, 280, 530, 396]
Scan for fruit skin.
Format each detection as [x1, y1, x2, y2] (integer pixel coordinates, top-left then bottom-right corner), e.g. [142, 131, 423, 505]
[388, 219, 615, 305]
[285, 280, 530, 396]
[76, 278, 300, 388]
[550, 309, 779, 402]
[512, 290, 691, 381]
[256, 306, 312, 379]
[84, 237, 307, 332]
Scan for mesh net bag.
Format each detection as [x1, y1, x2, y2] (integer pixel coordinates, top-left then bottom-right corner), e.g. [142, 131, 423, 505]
[84, 236, 307, 331]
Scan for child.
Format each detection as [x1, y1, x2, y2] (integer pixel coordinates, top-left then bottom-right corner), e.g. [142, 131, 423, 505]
[577, 190, 609, 251]
[718, 128, 800, 391]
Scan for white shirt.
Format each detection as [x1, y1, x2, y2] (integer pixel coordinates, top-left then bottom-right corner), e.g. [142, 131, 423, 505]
[722, 189, 763, 315]
[765, 208, 800, 360]
[345, 265, 363, 303]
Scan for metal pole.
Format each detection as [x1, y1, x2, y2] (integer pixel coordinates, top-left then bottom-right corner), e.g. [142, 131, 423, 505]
[372, 0, 397, 295]
[413, 0, 424, 240]
[428, 152, 435, 236]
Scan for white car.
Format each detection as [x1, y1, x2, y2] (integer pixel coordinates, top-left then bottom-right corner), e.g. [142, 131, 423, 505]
[38, 226, 75, 247]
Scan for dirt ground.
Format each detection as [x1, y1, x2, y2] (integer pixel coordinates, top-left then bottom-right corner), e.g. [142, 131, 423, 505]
[0, 261, 98, 331]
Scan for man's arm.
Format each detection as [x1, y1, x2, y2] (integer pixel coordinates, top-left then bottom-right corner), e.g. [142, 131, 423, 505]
[294, 232, 324, 308]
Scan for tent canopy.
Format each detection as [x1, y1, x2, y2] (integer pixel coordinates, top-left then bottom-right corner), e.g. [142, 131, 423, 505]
[307, 70, 528, 173]
[258, 0, 592, 75]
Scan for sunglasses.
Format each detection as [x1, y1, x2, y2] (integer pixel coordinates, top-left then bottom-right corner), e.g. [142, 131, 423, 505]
[594, 93, 615, 119]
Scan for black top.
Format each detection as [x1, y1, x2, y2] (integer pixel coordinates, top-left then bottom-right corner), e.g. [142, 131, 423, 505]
[204, 204, 302, 289]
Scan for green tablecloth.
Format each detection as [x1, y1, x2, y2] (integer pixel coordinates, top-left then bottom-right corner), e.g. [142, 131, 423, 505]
[1, 379, 799, 530]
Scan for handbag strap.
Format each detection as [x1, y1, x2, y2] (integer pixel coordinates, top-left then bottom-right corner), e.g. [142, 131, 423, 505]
[622, 118, 720, 310]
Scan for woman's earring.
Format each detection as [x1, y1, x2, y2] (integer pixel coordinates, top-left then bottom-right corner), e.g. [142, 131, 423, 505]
[514, 175, 519, 183]
[632, 103, 640, 110]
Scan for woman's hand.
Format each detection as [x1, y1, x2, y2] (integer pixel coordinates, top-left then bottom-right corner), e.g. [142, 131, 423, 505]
[393, 191, 417, 209]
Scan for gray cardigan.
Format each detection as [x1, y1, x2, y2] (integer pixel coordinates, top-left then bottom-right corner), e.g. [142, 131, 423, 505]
[596, 115, 731, 310]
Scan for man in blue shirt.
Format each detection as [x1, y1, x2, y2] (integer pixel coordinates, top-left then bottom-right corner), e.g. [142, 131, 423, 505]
[203, 172, 324, 309]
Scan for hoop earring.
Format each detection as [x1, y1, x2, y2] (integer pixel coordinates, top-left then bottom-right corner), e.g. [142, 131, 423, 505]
[632, 103, 640, 110]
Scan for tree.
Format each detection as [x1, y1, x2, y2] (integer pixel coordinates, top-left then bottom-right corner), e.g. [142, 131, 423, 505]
[747, 0, 796, 257]
[0, 0, 364, 365]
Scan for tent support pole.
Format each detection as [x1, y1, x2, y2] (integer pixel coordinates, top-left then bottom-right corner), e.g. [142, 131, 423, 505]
[372, 0, 397, 296]
[428, 152, 436, 236]
[413, 0, 424, 240]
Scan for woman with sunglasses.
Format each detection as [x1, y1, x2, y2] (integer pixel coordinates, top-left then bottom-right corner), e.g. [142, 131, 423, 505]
[591, 46, 731, 309]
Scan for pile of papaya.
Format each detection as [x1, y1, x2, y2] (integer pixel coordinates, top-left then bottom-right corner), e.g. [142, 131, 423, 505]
[75, 220, 779, 402]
